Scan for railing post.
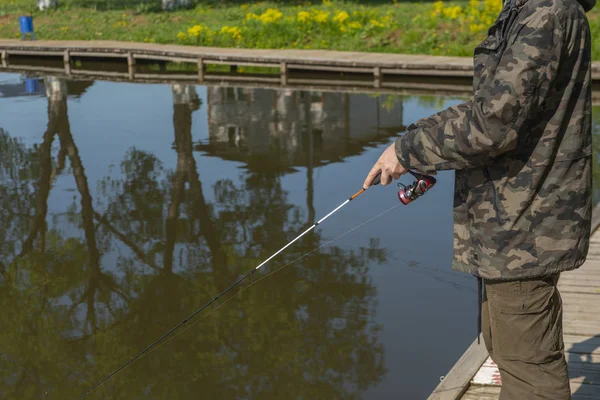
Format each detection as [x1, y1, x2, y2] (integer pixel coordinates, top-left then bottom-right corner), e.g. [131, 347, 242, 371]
[127, 52, 135, 80]
[198, 57, 204, 82]
[63, 49, 71, 75]
[280, 62, 287, 86]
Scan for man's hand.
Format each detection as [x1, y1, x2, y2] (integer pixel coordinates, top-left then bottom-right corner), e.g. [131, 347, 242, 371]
[363, 142, 407, 189]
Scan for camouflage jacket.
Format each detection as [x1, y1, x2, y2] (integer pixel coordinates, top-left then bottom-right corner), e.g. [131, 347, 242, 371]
[395, 0, 596, 280]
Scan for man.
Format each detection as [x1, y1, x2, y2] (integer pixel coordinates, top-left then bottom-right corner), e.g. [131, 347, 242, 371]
[363, 0, 596, 397]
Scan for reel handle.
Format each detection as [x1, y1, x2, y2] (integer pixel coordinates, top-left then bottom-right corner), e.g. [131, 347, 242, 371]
[370, 172, 382, 186]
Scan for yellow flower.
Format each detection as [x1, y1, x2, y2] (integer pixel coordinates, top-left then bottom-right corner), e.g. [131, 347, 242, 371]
[177, 32, 187, 40]
[469, 23, 486, 33]
[442, 6, 462, 19]
[340, 25, 347, 32]
[333, 11, 349, 24]
[348, 21, 362, 30]
[240, 3, 249, 10]
[245, 12, 259, 21]
[297, 11, 311, 23]
[220, 25, 243, 40]
[484, 0, 502, 15]
[61, 26, 69, 32]
[187, 25, 204, 37]
[259, 8, 283, 24]
[369, 19, 384, 28]
[312, 10, 329, 23]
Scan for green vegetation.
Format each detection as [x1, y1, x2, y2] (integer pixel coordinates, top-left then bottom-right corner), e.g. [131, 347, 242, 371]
[2, 0, 598, 59]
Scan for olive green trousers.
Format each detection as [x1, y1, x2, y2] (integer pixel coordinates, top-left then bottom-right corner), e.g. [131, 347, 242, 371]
[482, 274, 571, 400]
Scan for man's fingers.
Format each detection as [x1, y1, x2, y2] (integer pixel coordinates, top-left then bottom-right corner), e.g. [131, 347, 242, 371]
[380, 170, 392, 186]
[363, 166, 381, 189]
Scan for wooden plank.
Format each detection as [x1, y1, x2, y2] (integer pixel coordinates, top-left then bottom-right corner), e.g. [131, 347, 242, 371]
[560, 296, 600, 308]
[383, 80, 475, 93]
[471, 357, 501, 386]
[461, 385, 500, 400]
[204, 75, 280, 83]
[568, 358, 600, 374]
[428, 335, 488, 400]
[68, 51, 127, 59]
[560, 292, 600, 300]
[71, 69, 128, 78]
[560, 272, 600, 279]
[205, 59, 279, 68]
[132, 53, 195, 63]
[562, 305, 600, 315]
[559, 276, 600, 285]
[569, 365, 600, 385]
[6, 49, 63, 57]
[134, 73, 198, 81]
[567, 354, 600, 366]
[563, 310, 600, 321]
[289, 77, 373, 87]
[559, 285, 600, 295]
[381, 67, 474, 77]
[591, 202, 600, 233]
[564, 334, 600, 355]
[570, 382, 600, 398]
[287, 63, 373, 73]
[563, 320, 600, 337]
[1, 64, 64, 73]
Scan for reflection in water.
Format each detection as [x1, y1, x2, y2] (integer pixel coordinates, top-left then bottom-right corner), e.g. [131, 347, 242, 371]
[200, 87, 405, 171]
[0, 79, 399, 399]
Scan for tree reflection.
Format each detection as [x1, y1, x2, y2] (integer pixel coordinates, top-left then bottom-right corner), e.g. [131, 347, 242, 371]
[0, 81, 389, 399]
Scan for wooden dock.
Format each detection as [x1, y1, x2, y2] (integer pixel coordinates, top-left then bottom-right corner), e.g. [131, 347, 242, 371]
[1, 40, 599, 93]
[430, 209, 600, 400]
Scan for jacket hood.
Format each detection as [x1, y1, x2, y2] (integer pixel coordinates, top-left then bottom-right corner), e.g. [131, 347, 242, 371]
[578, 0, 596, 12]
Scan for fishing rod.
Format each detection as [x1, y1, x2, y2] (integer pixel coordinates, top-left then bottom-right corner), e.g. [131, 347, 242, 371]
[75, 170, 436, 400]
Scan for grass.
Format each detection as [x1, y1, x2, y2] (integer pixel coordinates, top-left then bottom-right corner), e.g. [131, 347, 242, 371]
[0, 0, 598, 60]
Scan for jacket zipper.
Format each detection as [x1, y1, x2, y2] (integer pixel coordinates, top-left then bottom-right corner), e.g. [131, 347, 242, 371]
[483, 167, 505, 225]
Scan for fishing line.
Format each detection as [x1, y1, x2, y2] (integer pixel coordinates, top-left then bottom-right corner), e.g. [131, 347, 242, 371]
[76, 169, 437, 400]
[107, 201, 404, 376]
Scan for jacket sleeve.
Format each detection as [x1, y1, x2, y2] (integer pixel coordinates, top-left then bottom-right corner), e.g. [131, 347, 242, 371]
[395, 9, 564, 174]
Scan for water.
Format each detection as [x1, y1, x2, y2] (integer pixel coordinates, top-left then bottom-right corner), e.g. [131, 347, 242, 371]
[0, 73, 597, 400]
